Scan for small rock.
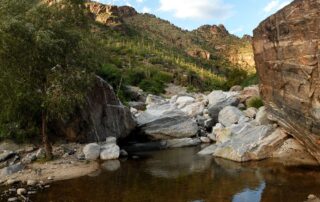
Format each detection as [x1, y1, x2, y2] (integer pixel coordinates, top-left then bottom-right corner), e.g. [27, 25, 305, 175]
[28, 191, 37, 195]
[230, 85, 243, 92]
[47, 176, 53, 180]
[27, 180, 37, 186]
[17, 188, 26, 195]
[204, 118, 215, 129]
[200, 137, 211, 143]
[120, 150, 128, 157]
[9, 188, 17, 192]
[106, 137, 117, 144]
[244, 107, 258, 119]
[7, 197, 18, 202]
[44, 185, 51, 188]
[308, 194, 317, 200]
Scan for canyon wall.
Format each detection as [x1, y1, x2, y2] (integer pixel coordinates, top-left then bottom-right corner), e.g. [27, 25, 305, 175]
[253, 0, 320, 162]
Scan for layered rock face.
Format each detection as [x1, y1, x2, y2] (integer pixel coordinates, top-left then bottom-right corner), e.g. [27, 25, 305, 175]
[253, 0, 320, 162]
[85, 2, 137, 26]
[56, 77, 136, 143]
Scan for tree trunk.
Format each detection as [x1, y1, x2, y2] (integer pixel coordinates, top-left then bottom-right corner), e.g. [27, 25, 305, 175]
[42, 110, 53, 160]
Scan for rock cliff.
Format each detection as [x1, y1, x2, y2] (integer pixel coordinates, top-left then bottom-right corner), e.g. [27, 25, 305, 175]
[253, 0, 320, 162]
[55, 77, 136, 143]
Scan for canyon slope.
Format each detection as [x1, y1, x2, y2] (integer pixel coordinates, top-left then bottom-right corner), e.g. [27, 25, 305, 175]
[253, 0, 320, 162]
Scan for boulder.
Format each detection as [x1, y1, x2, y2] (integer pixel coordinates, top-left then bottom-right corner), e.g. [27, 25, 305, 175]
[180, 102, 205, 117]
[207, 91, 239, 121]
[0, 163, 24, 177]
[212, 126, 287, 162]
[244, 107, 258, 119]
[230, 85, 243, 92]
[55, 76, 136, 142]
[83, 143, 100, 160]
[0, 151, 16, 163]
[238, 85, 259, 103]
[174, 96, 195, 108]
[100, 144, 120, 160]
[137, 103, 198, 140]
[218, 106, 245, 127]
[164, 138, 201, 148]
[253, 0, 320, 162]
[106, 137, 117, 144]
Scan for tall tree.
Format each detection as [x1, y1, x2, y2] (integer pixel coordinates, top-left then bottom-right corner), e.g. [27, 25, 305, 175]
[0, 0, 101, 159]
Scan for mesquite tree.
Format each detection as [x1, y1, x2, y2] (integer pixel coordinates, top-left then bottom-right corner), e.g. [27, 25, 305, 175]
[0, 0, 101, 159]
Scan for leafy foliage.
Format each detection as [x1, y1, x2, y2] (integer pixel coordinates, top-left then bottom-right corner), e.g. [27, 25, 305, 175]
[0, 0, 102, 140]
[246, 96, 264, 109]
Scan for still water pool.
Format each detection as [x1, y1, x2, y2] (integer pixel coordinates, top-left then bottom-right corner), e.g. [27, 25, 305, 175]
[32, 146, 320, 202]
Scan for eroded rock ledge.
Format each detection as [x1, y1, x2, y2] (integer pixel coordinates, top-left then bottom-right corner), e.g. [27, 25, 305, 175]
[253, 0, 320, 162]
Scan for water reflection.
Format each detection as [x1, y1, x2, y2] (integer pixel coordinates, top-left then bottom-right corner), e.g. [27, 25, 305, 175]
[233, 182, 266, 202]
[31, 146, 320, 202]
[144, 147, 212, 178]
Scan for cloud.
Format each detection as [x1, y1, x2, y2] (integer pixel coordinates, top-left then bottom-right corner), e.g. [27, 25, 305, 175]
[264, 0, 292, 13]
[142, 6, 151, 13]
[159, 0, 233, 20]
[136, 0, 143, 3]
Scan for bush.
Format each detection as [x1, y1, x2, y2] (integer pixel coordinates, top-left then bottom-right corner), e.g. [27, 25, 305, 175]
[246, 96, 264, 109]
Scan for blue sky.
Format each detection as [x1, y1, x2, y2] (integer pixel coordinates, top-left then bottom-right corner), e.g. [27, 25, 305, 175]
[97, 0, 293, 37]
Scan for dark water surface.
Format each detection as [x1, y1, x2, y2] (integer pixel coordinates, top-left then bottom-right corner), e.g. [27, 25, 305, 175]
[32, 147, 320, 202]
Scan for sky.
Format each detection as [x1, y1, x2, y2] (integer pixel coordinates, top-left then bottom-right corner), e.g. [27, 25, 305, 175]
[97, 0, 293, 37]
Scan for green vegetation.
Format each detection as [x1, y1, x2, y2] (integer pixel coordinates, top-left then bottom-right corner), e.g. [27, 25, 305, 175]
[0, 0, 258, 147]
[246, 96, 264, 109]
[0, 0, 103, 157]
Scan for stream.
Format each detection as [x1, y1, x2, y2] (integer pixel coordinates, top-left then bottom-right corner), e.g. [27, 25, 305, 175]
[31, 146, 320, 202]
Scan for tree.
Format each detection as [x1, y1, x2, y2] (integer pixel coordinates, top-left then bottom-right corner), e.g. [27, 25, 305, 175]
[0, 0, 102, 159]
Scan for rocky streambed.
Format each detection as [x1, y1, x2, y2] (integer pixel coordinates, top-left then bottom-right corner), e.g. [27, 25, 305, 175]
[0, 84, 319, 201]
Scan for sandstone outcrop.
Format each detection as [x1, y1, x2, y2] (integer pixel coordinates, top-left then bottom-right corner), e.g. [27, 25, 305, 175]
[253, 0, 320, 162]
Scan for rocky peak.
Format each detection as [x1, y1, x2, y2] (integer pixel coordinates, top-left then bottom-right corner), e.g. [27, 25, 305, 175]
[196, 24, 230, 37]
[85, 1, 137, 26]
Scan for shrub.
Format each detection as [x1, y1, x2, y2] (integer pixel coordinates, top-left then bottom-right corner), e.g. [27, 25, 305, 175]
[246, 96, 264, 109]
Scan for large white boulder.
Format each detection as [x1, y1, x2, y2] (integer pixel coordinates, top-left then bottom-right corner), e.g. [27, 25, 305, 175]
[137, 103, 198, 140]
[83, 143, 100, 160]
[218, 106, 245, 127]
[100, 144, 120, 160]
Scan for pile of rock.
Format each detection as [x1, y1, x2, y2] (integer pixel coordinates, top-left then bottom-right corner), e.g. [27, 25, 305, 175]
[132, 84, 317, 165]
[83, 137, 121, 161]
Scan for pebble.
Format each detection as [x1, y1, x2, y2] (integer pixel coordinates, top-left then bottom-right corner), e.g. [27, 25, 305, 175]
[7, 197, 18, 202]
[17, 188, 26, 195]
[47, 176, 54, 180]
[44, 185, 50, 189]
[28, 191, 37, 195]
[8, 188, 17, 193]
[27, 180, 37, 186]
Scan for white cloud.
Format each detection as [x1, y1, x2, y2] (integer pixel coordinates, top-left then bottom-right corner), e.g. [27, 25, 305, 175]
[159, 0, 233, 20]
[136, 0, 143, 3]
[142, 6, 151, 13]
[264, 0, 292, 13]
